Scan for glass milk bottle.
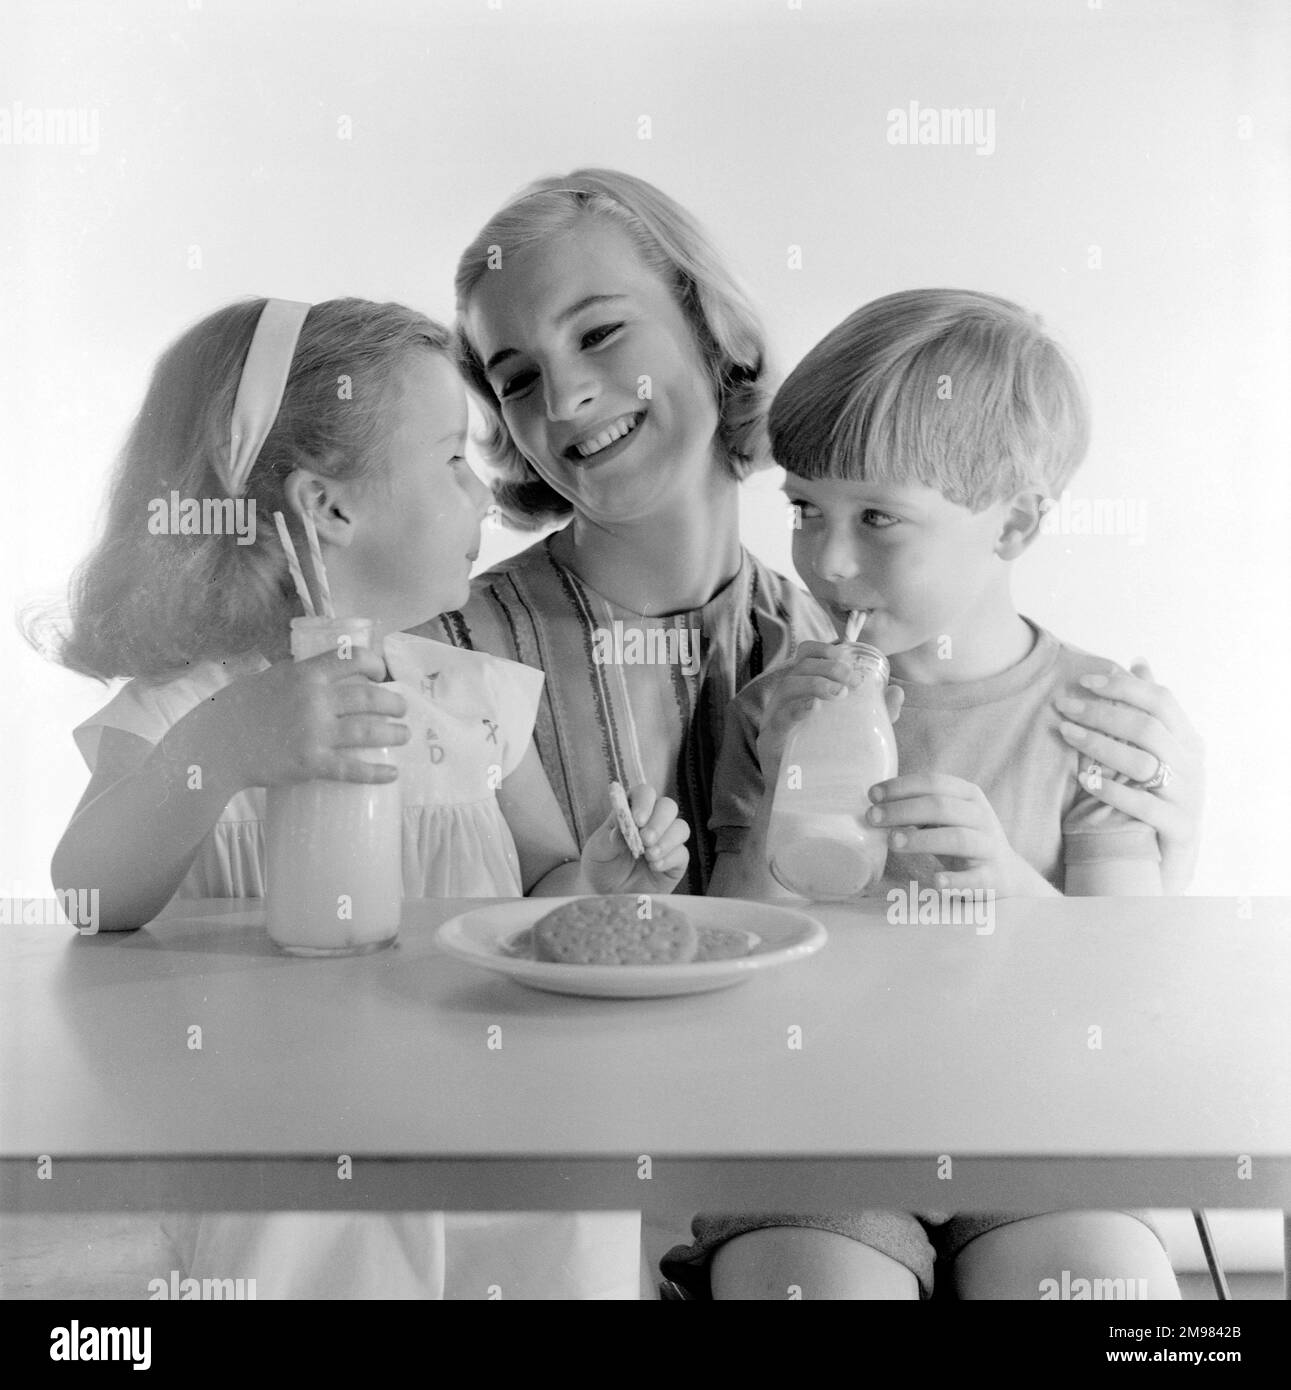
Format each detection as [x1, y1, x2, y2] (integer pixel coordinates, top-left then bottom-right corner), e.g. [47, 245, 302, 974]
[766, 642, 898, 901]
[266, 617, 402, 955]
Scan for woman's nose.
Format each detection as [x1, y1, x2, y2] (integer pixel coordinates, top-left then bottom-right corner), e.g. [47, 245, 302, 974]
[542, 360, 598, 422]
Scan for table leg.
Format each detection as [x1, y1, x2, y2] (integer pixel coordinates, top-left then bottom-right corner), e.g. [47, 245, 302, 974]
[1284, 1213, 1290, 1300]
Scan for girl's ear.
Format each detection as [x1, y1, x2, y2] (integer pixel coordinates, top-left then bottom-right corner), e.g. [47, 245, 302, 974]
[995, 490, 1047, 560]
[283, 469, 358, 549]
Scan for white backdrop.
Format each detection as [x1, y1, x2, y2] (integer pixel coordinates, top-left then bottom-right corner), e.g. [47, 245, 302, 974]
[3, 0, 1288, 896]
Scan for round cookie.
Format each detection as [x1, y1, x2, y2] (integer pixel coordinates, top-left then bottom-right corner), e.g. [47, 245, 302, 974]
[694, 924, 756, 962]
[533, 896, 698, 966]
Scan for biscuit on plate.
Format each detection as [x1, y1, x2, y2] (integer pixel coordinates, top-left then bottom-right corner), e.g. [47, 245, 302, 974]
[694, 925, 755, 962]
[533, 896, 697, 966]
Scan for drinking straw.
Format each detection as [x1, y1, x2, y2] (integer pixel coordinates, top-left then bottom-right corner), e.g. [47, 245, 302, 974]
[301, 509, 336, 619]
[845, 609, 867, 642]
[273, 511, 316, 617]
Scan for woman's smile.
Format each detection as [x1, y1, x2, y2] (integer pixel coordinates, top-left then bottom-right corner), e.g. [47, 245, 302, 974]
[562, 409, 645, 463]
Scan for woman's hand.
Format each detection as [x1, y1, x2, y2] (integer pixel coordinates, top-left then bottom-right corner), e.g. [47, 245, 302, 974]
[581, 783, 690, 895]
[1054, 660, 1204, 894]
[756, 641, 905, 782]
[191, 647, 410, 795]
[868, 772, 1057, 898]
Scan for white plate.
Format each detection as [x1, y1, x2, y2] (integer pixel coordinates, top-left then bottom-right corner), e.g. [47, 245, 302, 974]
[435, 897, 828, 998]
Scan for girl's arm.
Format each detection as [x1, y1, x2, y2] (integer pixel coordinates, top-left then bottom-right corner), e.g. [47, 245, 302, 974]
[52, 649, 407, 930]
[51, 720, 249, 931]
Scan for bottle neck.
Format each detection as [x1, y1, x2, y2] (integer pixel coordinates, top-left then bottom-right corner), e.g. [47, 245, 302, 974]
[838, 640, 889, 686]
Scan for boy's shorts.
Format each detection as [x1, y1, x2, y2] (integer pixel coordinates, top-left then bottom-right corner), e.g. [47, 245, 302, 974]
[660, 1210, 1168, 1300]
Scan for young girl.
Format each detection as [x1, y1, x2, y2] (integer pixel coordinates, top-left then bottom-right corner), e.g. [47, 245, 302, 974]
[49, 295, 688, 1297]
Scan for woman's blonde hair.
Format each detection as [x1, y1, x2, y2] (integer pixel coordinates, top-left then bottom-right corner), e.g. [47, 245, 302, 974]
[454, 168, 772, 528]
[48, 297, 451, 680]
[770, 289, 1091, 510]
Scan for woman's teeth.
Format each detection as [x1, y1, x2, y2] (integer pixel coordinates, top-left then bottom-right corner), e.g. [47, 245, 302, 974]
[572, 414, 640, 459]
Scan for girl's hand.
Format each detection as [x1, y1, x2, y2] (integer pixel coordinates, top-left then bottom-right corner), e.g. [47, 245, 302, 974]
[581, 783, 691, 895]
[757, 641, 904, 781]
[1054, 660, 1204, 894]
[195, 648, 410, 793]
[867, 772, 1052, 898]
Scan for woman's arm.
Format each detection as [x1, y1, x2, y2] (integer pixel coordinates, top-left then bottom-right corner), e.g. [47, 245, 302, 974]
[499, 745, 690, 896]
[1064, 859, 1162, 896]
[1056, 660, 1204, 894]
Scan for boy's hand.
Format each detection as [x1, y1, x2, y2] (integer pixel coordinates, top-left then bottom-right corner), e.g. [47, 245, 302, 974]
[757, 642, 904, 782]
[867, 772, 1050, 898]
[581, 783, 690, 895]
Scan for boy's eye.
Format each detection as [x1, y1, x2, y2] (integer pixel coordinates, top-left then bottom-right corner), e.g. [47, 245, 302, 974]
[581, 322, 622, 349]
[861, 509, 900, 529]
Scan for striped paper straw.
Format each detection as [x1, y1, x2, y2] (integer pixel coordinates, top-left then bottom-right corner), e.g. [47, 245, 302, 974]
[272, 511, 316, 617]
[301, 510, 335, 619]
[845, 609, 867, 642]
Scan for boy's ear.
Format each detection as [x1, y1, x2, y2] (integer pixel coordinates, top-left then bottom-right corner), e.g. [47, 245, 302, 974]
[282, 469, 357, 548]
[995, 490, 1048, 560]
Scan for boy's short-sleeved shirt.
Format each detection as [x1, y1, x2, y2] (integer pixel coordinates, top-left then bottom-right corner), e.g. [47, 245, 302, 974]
[712, 618, 1160, 890]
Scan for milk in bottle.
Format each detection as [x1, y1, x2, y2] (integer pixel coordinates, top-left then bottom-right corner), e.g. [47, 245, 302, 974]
[265, 617, 402, 955]
[766, 642, 897, 901]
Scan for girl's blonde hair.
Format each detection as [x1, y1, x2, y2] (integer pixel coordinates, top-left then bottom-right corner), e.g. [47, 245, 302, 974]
[51, 297, 451, 680]
[770, 289, 1090, 510]
[454, 168, 772, 528]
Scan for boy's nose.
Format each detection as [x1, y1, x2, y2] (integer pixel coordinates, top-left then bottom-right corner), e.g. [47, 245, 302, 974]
[816, 536, 862, 583]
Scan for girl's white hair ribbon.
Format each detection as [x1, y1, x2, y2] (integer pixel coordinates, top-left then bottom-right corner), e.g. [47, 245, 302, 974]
[226, 298, 312, 497]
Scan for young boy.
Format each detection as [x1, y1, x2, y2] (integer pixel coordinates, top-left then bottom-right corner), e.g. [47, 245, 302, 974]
[665, 289, 1177, 1299]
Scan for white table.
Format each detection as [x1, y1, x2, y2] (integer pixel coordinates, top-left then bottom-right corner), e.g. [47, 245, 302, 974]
[2, 897, 1288, 1237]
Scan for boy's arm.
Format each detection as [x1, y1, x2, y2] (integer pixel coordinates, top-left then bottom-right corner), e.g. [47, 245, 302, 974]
[706, 680, 794, 900]
[708, 791, 795, 900]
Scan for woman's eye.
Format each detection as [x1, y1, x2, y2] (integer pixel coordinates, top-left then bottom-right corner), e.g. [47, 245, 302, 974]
[581, 322, 622, 349]
[499, 369, 536, 399]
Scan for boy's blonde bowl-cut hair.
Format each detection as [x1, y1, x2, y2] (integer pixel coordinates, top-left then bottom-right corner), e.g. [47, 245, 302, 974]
[454, 168, 772, 528]
[769, 288, 1090, 511]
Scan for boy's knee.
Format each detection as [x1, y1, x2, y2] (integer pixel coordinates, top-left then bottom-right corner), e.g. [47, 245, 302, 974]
[711, 1226, 920, 1300]
[952, 1212, 1179, 1301]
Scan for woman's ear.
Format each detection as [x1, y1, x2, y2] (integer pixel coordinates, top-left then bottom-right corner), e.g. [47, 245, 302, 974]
[995, 490, 1047, 560]
[282, 469, 357, 548]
